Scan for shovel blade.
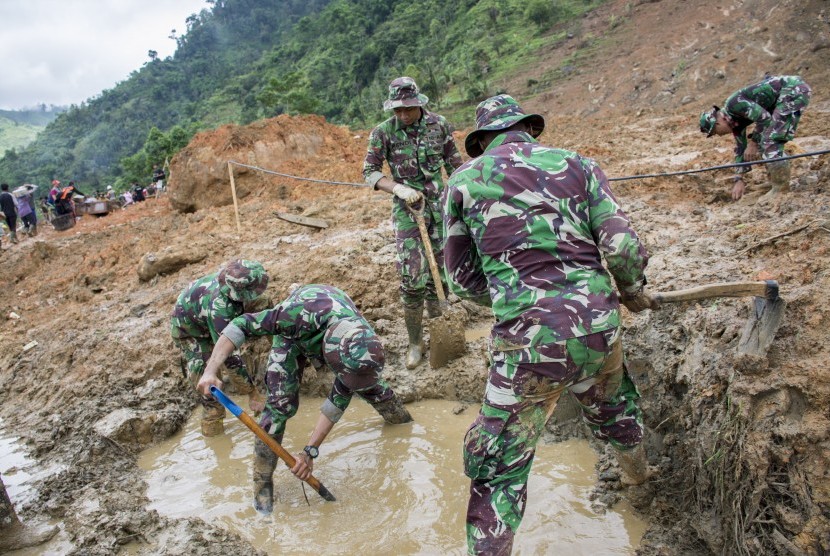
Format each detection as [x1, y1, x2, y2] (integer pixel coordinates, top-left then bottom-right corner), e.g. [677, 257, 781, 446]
[738, 296, 786, 356]
[427, 306, 467, 369]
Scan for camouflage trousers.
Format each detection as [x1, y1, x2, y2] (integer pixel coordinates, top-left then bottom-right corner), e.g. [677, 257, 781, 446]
[760, 80, 811, 159]
[257, 339, 395, 439]
[464, 328, 642, 555]
[173, 336, 252, 417]
[392, 196, 445, 306]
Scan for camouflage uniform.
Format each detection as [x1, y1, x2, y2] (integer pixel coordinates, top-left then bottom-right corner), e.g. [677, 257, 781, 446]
[170, 260, 269, 435]
[444, 95, 649, 555]
[363, 77, 463, 307]
[700, 75, 811, 189]
[220, 284, 410, 511]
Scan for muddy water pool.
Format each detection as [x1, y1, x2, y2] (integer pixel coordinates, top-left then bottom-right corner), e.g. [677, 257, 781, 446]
[139, 399, 645, 555]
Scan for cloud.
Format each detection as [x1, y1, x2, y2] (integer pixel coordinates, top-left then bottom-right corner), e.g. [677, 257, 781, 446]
[0, 0, 207, 109]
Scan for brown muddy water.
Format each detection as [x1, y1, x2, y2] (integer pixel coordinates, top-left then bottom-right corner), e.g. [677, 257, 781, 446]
[137, 399, 646, 555]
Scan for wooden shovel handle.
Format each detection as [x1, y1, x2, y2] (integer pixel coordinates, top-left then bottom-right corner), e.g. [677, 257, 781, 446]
[408, 203, 447, 303]
[653, 280, 779, 304]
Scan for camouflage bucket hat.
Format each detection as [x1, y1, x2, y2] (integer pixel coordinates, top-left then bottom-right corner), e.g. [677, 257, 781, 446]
[323, 318, 385, 387]
[464, 94, 546, 158]
[383, 77, 429, 111]
[699, 106, 720, 137]
[217, 259, 269, 302]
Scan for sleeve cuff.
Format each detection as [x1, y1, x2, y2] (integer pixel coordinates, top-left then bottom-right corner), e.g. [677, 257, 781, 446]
[366, 171, 385, 189]
[321, 399, 344, 423]
[222, 324, 246, 348]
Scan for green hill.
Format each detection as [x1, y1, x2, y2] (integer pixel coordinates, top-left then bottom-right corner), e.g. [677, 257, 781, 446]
[0, 107, 64, 152]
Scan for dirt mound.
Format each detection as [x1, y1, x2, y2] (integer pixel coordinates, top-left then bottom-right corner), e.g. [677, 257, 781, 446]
[1, 0, 830, 554]
[168, 114, 367, 213]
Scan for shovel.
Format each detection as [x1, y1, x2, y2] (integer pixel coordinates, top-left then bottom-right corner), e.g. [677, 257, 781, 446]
[406, 202, 467, 369]
[209, 386, 336, 502]
[652, 280, 785, 356]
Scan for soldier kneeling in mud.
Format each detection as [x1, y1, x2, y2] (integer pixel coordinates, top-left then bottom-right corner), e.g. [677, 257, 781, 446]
[197, 284, 412, 513]
[171, 259, 269, 436]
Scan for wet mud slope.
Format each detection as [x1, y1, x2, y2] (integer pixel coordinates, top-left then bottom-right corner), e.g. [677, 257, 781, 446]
[2, 0, 830, 554]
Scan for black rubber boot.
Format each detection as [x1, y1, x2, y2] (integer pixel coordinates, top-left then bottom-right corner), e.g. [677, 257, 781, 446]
[371, 396, 413, 424]
[253, 439, 278, 513]
[403, 301, 424, 369]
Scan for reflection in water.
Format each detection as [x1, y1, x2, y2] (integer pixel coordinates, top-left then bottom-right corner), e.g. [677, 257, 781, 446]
[139, 399, 646, 555]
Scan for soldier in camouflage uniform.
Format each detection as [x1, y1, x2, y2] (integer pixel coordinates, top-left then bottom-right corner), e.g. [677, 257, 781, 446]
[363, 77, 464, 369]
[444, 95, 658, 555]
[171, 259, 269, 437]
[197, 284, 412, 513]
[699, 74, 811, 201]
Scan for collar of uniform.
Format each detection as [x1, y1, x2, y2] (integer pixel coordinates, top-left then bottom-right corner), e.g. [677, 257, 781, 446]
[482, 130, 537, 154]
[392, 108, 435, 132]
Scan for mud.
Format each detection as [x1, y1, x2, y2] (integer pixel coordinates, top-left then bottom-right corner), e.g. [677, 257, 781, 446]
[1, 0, 830, 554]
[136, 399, 646, 554]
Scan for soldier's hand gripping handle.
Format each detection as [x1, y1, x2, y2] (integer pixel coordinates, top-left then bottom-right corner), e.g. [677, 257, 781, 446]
[392, 183, 423, 205]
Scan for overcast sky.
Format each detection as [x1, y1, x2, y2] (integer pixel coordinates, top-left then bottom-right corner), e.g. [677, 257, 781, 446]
[0, 0, 210, 110]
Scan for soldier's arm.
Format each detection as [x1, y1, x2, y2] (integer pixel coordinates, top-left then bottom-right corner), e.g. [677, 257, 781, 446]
[583, 158, 649, 296]
[442, 175, 492, 306]
[363, 127, 389, 189]
[442, 122, 464, 175]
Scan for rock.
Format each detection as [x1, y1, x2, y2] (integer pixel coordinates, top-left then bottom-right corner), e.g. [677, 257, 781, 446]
[137, 247, 208, 282]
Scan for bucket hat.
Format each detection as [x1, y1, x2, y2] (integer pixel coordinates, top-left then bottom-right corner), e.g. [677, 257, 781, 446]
[464, 94, 545, 157]
[383, 77, 429, 111]
[217, 259, 269, 302]
[699, 106, 720, 137]
[323, 318, 385, 389]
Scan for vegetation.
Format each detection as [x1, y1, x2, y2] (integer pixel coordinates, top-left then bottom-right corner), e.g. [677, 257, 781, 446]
[0, 106, 65, 152]
[0, 0, 605, 193]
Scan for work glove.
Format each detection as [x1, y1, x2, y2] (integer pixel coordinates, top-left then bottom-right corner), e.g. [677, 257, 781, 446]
[620, 289, 660, 313]
[392, 183, 423, 205]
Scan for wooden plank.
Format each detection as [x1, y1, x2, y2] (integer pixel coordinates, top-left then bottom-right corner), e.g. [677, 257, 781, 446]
[274, 212, 329, 229]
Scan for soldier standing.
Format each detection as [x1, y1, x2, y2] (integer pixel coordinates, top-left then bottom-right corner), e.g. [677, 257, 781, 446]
[699, 74, 811, 201]
[197, 284, 412, 513]
[171, 259, 269, 436]
[363, 77, 463, 369]
[444, 95, 657, 555]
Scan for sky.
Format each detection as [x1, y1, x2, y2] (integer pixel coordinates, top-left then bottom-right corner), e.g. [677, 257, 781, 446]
[0, 0, 210, 110]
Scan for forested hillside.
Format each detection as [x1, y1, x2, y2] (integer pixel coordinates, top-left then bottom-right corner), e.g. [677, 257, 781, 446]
[0, 0, 601, 191]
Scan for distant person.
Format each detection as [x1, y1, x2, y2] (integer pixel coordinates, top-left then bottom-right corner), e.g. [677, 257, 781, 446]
[132, 183, 146, 202]
[0, 184, 19, 244]
[152, 164, 166, 196]
[363, 76, 463, 369]
[171, 260, 269, 437]
[699, 74, 811, 201]
[444, 95, 655, 555]
[55, 181, 88, 218]
[197, 284, 413, 513]
[16, 184, 38, 237]
[105, 186, 116, 200]
[0, 471, 57, 552]
[122, 191, 134, 206]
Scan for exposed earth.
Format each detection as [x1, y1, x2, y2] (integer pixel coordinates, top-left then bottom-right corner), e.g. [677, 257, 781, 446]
[2, 0, 830, 554]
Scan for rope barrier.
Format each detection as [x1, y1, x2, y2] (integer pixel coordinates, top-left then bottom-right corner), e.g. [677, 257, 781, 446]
[228, 160, 369, 188]
[607, 148, 830, 182]
[229, 148, 830, 189]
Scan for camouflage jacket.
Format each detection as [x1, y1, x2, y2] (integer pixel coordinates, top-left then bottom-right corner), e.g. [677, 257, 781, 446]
[222, 285, 380, 409]
[171, 273, 244, 342]
[170, 273, 248, 371]
[363, 109, 463, 199]
[723, 75, 808, 172]
[443, 131, 649, 346]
